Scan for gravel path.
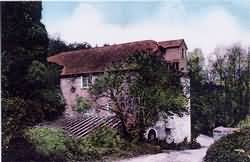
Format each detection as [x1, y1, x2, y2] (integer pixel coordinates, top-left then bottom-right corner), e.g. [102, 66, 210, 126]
[117, 135, 214, 162]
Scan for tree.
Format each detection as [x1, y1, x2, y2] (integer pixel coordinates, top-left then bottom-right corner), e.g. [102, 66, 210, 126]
[91, 52, 187, 140]
[189, 46, 250, 137]
[2, 2, 48, 97]
[211, 45, 250, 126]
[48, 37, 92, 56]
[2, 2, 65, 159]
[188, 49, 217, 136]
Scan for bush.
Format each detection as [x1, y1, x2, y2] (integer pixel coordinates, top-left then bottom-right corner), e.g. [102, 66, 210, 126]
[75, 127, 161, 160]
[2, 94, 65, 149]
[237, 116, 250, 128]
[3, 127, 72, 162]
[75, 96, 91, 113]
[24, 127, 104, 161]
[204, 128, 250, 162]
[25, 127, 70, 158]
[4, 126, 161, 162]
[2, 97, 44, 149]
[84, 126, 125, 148]
[2, 135, 50, 162]
[38, 88, 65, 120]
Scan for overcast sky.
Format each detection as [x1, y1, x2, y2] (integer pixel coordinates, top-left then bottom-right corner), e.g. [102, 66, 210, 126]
[42, 1, 250, 58]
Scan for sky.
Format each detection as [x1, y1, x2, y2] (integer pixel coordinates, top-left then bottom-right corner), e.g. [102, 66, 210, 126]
[42, 1, 250, 58]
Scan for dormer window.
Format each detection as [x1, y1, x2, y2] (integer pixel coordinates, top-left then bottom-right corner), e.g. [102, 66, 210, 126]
[81, 75, 92, 89]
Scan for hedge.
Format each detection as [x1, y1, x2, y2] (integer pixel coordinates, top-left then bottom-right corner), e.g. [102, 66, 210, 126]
[204, 128, 250, 162]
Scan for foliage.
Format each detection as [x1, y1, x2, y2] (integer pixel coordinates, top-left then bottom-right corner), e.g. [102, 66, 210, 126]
[211, 46, 250, 126]
[2, 97, 44, 150]
[128, 53, 188, 139]
[26, 60, 47, 86]
[204, 128, 250, 162]
[37, 89, 65, 120]
[188, 46, 250, 137]
[91, 52, 187, 139]
[48, 37, 92, 56]
[23, 127, 99, 162]
[237, 116, 250, 128]
[4, 125, 161, 162]
[75, 96, 91, 113]
[25, 127, 125, 161]
[25, 127, 71, 158]
[81, 126, 125, 148]
[73, 127, 161, 160]
[2, 2, 65, 161]
[2, 2, 48, 97]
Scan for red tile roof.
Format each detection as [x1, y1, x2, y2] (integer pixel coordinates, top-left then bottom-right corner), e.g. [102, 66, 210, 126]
[48, 39, 186, 76]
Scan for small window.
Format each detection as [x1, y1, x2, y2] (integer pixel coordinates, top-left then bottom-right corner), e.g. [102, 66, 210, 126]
[173, 62, 179, 70]
[81, 75, 92, 88]
[106, 102, 112, 111]
[182, 48, 185, 58]
[165, 128, 171, 135]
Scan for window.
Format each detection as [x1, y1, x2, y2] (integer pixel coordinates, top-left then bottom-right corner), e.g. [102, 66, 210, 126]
[81, 75, 92, 88]
[182, 48, 185, 58]
[106, 102, 112, 111]
[173, 62, 179, 70]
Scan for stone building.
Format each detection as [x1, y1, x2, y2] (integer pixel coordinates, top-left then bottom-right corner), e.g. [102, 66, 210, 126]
[48, 39, 191, 143]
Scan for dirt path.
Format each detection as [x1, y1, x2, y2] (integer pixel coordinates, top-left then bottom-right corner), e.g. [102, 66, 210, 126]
[117, 148, 208, 162]
[117, 135, 214, 162]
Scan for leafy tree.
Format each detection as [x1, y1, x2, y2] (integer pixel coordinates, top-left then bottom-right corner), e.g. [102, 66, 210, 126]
[48, 37, 92, 56]
[189, 46, 250, 137]
[2, 2, 65, 160]
[91, 52, 187, 140]
[188, 49, 217, 136]
[2, 2, 48, 97]
[211, 45, 250, 126]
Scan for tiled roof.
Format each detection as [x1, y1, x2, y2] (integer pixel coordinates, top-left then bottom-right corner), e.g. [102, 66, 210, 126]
[158, 39, 187, 49]
[48, 39, 185, 76]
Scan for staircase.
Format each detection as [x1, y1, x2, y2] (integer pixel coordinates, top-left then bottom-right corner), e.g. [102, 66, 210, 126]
[62, 116, 121, 138]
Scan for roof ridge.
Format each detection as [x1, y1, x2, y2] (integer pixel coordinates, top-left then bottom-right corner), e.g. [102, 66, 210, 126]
[59, 40, 157, 56]
[47, 39, 187, 76]
[158, 38, 184, 42]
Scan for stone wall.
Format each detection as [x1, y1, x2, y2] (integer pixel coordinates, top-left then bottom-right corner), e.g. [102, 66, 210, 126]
[60, 75, 112, 117]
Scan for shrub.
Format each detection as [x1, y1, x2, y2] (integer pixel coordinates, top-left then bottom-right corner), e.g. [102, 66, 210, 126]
[24, 127, 100, 162]
[237, 116, 250, 128]
[75, 96, 91, 113]
[67, 137, 100, 161]
[25, 127, 71, 159]
[68, 126, 127, 158]
[2, 135, 50, 162]
[80, 126, 125, 148]
[38, 88, 65, 120]
[2, 97, 44, 149]
[204, 128, 250, 162]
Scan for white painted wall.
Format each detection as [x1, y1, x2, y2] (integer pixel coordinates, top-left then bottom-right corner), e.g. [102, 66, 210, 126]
[165, 113, 191, 143]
